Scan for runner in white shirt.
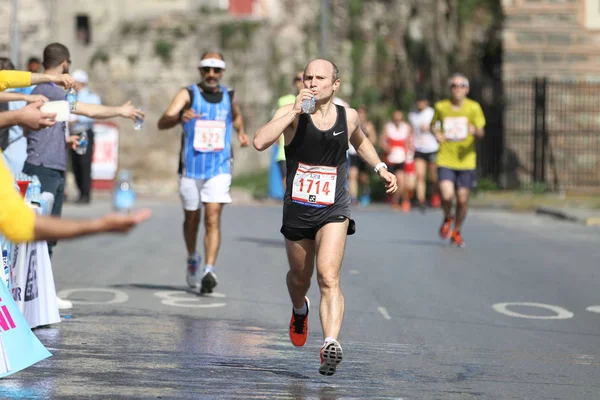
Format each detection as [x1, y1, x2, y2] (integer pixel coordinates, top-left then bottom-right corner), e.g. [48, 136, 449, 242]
[408, 94, 441, 212]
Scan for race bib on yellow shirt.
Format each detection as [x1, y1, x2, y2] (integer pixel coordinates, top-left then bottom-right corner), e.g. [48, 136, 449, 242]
[443, 116, 469, 141]
[193, 120, 226, 152]
[292, 163, 337, 207]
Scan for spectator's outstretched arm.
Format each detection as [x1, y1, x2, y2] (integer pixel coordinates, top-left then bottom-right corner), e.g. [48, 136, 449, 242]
[0, 70, 75, 91]
[30, 73, 75, 88]
[0, 154, 151, 243]
[33, 210, 152, 242]
[73, 100, 143, 121]
[0, 92, 48, 103]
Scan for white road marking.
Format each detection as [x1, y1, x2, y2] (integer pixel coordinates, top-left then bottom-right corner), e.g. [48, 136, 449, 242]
[492, 302, 573, 320]
[154, 291, 226, 308]
[585, 305, 600, 314]
[378, 306, 392, 320]
[57, 288, 129, 305]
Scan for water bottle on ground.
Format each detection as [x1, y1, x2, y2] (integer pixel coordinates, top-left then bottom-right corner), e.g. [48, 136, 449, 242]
[302, 95, 316, 114]
[133, 107, 143, 131]
[113, 170, 135, 212]
[76, 131, 88, 155]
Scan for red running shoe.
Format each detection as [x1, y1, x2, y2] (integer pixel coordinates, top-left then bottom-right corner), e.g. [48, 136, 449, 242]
[289, 297, 310, 347]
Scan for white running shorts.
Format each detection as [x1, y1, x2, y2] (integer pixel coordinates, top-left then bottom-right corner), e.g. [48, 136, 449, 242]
[179, 174, 232, 210]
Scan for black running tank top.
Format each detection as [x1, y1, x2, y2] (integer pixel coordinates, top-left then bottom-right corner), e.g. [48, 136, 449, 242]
[282, 104, 351, 228]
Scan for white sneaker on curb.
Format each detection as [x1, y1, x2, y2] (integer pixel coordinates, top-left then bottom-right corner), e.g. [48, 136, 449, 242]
[57, 296, 73, 310]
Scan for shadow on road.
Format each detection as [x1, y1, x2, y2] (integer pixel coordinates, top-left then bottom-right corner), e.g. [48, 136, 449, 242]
[111, 283, 195, 294]
[236, 236, 285, 248]
[391, 238, 447, 247]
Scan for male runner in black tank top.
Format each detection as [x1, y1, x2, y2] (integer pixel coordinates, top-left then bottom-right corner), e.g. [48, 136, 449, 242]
[254, 59, 397, 376]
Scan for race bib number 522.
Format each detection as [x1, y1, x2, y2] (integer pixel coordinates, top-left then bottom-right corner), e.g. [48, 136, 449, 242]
[194, 120, 226, 152]
[443, 116, 469, 141]
[291, 163, 337, 207]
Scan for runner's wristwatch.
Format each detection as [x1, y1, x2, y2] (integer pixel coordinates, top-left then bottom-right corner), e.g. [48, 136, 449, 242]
[374, 162, 388, 173]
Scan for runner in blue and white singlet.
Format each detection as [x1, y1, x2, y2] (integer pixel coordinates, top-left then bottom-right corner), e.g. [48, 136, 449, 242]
[180, 83, 233, 179]
[157, 52, 250, 294]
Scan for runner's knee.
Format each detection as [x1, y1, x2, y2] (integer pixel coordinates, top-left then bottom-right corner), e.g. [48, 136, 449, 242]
[288, 269, 311, 287]
[317, 270, 340, 291]
[205, 213, 220, 231]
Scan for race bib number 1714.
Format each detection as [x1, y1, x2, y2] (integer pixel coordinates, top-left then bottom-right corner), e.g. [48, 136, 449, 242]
[291, 163, 337, 207]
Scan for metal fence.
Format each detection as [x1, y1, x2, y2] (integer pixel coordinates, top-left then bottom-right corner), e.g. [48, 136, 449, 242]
[471, 78, 600, 191]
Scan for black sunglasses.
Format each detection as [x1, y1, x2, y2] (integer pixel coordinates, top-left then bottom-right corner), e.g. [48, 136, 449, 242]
[200, 67, 223, 73]
[450, 83, 467, 89]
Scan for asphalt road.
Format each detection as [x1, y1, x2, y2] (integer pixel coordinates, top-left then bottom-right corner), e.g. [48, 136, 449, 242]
[4, 199, 600, 399]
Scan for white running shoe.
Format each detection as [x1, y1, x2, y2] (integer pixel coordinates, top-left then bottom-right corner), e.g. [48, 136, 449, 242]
[186, 253, 201, 288]
[319, 339, 343, 376]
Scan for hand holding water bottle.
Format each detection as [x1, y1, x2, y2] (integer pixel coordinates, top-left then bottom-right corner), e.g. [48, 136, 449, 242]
[65, 88, 77, 108]
[66, 134, 80, 151]
[75, 131, 88, 155]
[118, 101, 145, 124]
[293, 88, 316, 115]
[133, 107, 144, 131]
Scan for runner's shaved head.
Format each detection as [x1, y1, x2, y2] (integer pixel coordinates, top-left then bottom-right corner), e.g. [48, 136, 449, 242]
[305, 59, 339, 82]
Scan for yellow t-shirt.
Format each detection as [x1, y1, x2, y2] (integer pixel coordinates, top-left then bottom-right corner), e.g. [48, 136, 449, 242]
[0, 70, 32, 92]
[275, 94, 296, 162]
[0, 153, 35, 243]
[431, 98, 486, 170]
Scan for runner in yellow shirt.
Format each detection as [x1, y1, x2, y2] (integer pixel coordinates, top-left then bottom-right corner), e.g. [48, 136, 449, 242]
[431, 73, 486, 247]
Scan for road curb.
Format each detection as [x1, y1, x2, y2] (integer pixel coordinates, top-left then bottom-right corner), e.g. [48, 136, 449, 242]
[534, 206, 598, 225]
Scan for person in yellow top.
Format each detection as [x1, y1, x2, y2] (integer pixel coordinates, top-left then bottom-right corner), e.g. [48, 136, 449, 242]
[0, 69, 74, 92]
[431, 73, 486, 247]
[0, 70, 150, 243]
[275, 71, 304, 189]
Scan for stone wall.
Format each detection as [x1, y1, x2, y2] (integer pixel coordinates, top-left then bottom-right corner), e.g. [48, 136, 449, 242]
[0, 0, 50, 68]
[503, 0, 600, 81]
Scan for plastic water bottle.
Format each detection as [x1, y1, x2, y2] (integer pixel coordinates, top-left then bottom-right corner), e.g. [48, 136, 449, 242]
[302, 95, 315, 114]
[133, 107, 143, 131]
[28, 175, 41, 200]
[65, 88, 77, 109]
[113, 170, 135, 212]
[76, 131, 88, 155]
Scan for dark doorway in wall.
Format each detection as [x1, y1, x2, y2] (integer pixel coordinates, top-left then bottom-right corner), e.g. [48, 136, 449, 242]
[76, 14, 91, 45]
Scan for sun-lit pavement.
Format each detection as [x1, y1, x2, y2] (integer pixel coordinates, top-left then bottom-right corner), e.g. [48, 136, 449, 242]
[5, 199, 600, 399]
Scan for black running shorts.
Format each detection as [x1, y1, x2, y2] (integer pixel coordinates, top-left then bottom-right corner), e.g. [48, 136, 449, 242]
[281, 217, 356, 241]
